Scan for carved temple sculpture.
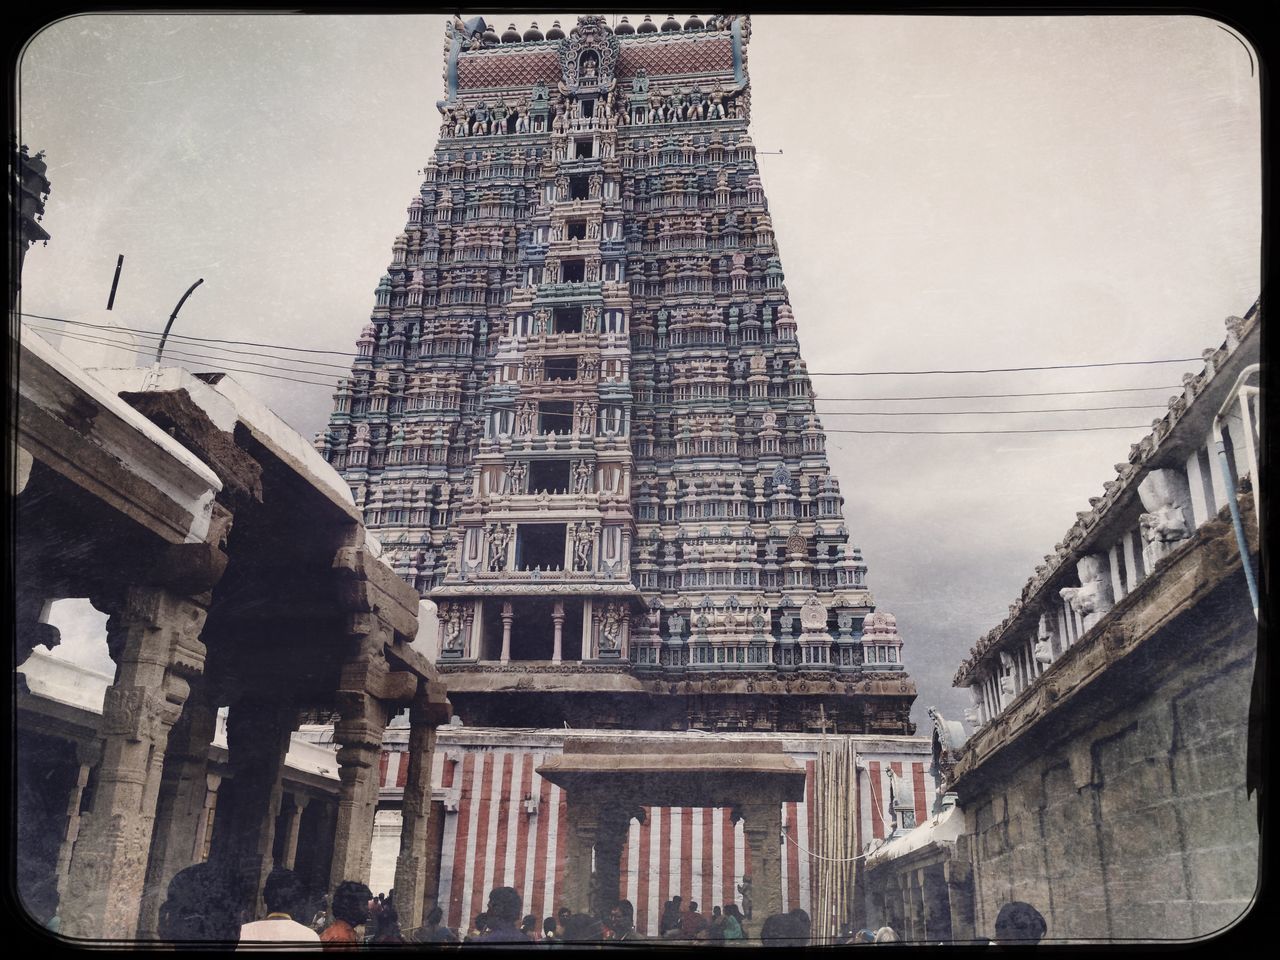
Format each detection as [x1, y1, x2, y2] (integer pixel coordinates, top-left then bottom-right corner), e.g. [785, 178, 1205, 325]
[314, 14, 915, 734]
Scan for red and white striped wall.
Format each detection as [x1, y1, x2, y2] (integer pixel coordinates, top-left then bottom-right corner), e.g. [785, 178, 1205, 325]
[373, 728, 932, 935]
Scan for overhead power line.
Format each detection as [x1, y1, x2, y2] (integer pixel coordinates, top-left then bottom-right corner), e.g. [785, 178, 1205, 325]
[826, 425, 1152, 435]
[27, 326, 339, 389]
[815, 385, 1181, 401]
[815, 404, 1166, 416]
[27, 319, 355, 373]
[20, 312, 357, 358]
[809, 358, 1200, 376]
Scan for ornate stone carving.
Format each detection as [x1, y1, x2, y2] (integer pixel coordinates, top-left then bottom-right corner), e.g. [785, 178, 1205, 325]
[1138, 467, 1194, 570]
[1059, 553, 1115, 632]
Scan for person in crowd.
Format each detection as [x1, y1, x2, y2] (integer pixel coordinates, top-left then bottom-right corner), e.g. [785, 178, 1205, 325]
[560, 912, 604, 943]
[414, 904, 459, 944]
[471, 887, 530, 943]
[873, 925, 900, 943]
[464, 912, 489, 942]
[679, 899, 708, 939]
[238, 867, 321, 946]
[156, 862, 241, 944]
[992, 901, 1047, 945]
[722, 903, 745, 940]
[704, 904, 725, 940]
[543, 916, 558, 941]
[370, 901, 405, 944]
[521, 914, 540, 940]
[788, 908, 812, 946]
[759, 910, 810, 947]
[321, 880, 372, 950]
[659, 895, 682, 936]
[605, 900, 642, 941]
[556, 906, 572, 938]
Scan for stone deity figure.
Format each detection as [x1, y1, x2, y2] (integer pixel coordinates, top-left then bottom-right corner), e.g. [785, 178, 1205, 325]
[687, 88, 706, 120]
[533, 308, 550, 335]
[487, 524, 510, 571]
[441, 603, 465, 653]
[632, 69, 649, 95]
[506, 459, 526, 494]
[573, 524, 595, 571]
[964, 684, 985, 730]
[452, 107, 469, 138]
[532, 80, 549, 104]
[491, 101, 509, 133]
[708, 85, 726, 120]
[572, 459, 592, 494]
[588, 173, 603, 199]
[667, 612, 685, 639]
[581, 53, 598, 79]
[472, 101, 490, 134]
[738, 878, 752, 920]
[515, 104, 530, 133]
[998, 652, 1017, 699]
[1059, 553, 1115, 632]
[600, 606, 622, 652]
[515, 403, 534, 436]
[1136, 467, 1195, 570]
[587, 218, 601, 239]
[1033, 613, 1055, 665]
[552, 105, 567, 134]
[648, 91, 664, 124]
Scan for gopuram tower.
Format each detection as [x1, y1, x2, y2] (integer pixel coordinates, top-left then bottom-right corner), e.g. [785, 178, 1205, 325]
[318, 13, 916, 737]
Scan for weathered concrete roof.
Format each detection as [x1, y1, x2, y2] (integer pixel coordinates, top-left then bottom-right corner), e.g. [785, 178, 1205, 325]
[18, 326, 221, 544]
[87, 365, 360, 524]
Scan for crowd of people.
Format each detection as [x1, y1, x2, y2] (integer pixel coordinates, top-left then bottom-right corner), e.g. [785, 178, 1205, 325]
[153, 862, 1047, 948]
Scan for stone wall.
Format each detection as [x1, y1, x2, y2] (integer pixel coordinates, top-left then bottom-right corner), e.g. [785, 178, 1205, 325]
[954, 563, 1257, 942]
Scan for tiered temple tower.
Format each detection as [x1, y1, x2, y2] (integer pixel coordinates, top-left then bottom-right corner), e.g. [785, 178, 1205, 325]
[318, 13, 915, 735]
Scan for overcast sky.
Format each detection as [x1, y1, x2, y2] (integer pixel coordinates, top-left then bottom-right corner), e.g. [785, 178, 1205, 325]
[17, 13, 1260, 728]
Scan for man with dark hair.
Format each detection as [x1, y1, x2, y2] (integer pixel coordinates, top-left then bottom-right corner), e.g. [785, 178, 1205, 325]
[414, 904, 459, 944]
[157, 862, 241, 944]
[659, 895, 682, 936]
[238, 867, 321, 945]
[521, 914, 540, 940]
[472, 886, 530, 942]
[993, 901, 1047, 944]
[561, 912, 604, 943]
[322, 880, 372, 950]
[678, 899, 708, 939]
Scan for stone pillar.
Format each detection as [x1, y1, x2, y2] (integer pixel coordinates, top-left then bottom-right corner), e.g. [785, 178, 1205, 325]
[54, 741, 101, 902]
[210, 697, 297, 919]
[330, 692, 391, 892]
[61, 587, 210, 941]
[592, 810, 632, 917]
[393, 685, 449, 934]
[740, 799, 783, 925]
[943, 860, 976, 943]
[560, 797, 600, 916]
[499, 601, 514, 664]
[190, 772, 222, 863]
[137, 688, 220, 937]
[552, 602, 566, 664]
[281, 794, 310, 870]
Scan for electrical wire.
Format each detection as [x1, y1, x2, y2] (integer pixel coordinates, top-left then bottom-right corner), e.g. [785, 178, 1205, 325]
[26, 326, 341, 389]
[808, 358, 1200, 376]
[814, 386, 1180, 401]
[825, 425, 1151, 435]
[19, 311, 357, 358]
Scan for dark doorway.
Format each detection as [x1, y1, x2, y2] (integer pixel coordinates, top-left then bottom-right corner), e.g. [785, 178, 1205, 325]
[529, 459, 571, 494]
[480, 596, 584, 661]
[515, 522, 567, 570]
